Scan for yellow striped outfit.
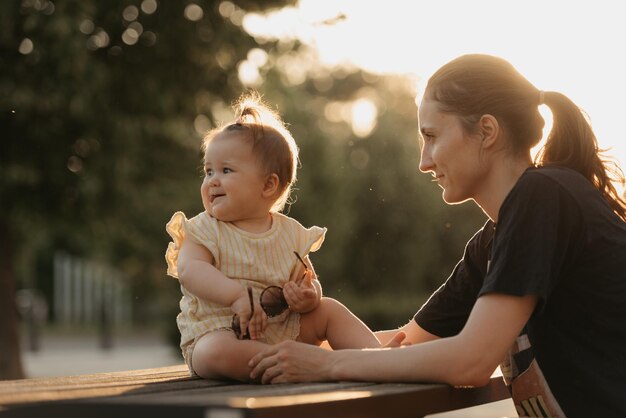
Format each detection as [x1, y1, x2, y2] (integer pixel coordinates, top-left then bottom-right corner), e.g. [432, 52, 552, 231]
[165, 211, 326, 368]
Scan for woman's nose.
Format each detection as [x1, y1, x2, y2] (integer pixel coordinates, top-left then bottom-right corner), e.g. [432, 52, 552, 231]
[419, 146, 433, 173]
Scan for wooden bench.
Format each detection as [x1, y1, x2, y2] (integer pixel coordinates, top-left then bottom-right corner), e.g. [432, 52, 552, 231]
[0, 364, 510, 418]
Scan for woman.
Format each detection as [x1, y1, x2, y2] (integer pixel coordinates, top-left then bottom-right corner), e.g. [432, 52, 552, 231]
[249, 54, 626, 418]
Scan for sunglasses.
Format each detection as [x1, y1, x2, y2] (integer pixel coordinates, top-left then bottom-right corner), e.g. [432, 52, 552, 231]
[232, 251, 308, 340]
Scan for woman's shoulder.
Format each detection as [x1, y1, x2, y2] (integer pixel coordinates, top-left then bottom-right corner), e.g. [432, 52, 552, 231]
[506, 166, 597, 208]
[521, 166, 593, 190]
[502, 165, 613, 231]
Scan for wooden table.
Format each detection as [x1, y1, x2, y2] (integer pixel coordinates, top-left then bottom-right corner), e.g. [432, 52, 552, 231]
[0, 365, 510, 418]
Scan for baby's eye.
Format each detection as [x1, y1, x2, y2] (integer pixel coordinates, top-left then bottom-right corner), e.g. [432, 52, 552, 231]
[223, 168, 233, 174]
[205, 168, 213, 177]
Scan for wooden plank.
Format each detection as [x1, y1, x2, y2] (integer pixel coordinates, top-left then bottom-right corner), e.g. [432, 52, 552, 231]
[0, 365, 217, 405]
[101, 379, 510, 418]
[239, 379, 510, 418]
[0, 365, 190, 392]
[0, 365, 372, 407]
[0, 365, 510, 418]
[1, 379, 509, 418]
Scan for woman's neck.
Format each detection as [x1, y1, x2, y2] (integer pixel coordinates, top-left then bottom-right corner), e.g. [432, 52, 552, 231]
[475, 156, 533, 223]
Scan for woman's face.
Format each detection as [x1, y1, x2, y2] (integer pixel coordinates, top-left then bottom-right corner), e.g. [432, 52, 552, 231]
[418, 98, 487, 204]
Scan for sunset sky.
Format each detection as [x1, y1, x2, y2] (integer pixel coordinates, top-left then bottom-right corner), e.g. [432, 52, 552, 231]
[244, 0, 626, 171]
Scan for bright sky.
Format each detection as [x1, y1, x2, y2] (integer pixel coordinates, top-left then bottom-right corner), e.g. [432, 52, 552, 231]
[243, 0, 626, 170]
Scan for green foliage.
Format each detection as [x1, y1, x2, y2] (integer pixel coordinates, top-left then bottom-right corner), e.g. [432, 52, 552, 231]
[1, 0, 486, 341]
[1, 0, 284, 318]
[255, 68, 485, 329]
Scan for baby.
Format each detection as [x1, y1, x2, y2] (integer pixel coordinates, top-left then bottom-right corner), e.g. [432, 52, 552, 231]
[166, 93, 380, 381]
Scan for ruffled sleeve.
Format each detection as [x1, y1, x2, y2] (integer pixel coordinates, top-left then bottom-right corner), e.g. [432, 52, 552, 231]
[272, 213, 327, 258]
[286, 214, 326, 259]
[165, 212, 185, 278]
[165, 211, 220, 279]
[303, 225, 326, 255]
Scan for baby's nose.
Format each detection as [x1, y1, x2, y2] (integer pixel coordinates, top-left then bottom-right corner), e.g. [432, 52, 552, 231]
[207, 175, 219, 186]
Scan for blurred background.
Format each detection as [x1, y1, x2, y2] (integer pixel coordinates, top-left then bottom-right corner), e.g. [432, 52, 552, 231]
[1, 0, 624, 383]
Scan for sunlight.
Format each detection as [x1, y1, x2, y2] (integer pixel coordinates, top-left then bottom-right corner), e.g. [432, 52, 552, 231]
[323, 101, 350, 123]
[351, 98, 377, 138]
[243, 0, 626, 172]
[237, 59, 261, 86]
[531, 105, 553, 162]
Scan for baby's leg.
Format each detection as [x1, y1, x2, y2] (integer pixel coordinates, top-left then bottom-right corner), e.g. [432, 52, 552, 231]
[191, 330, 268, 382]
[297, 297, 380, 349]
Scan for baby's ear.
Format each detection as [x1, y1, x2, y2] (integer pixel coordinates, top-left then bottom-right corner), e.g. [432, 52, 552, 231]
[262, 173, 280, 197]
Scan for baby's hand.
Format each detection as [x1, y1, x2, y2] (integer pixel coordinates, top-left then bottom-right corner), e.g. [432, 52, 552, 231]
[283, 270, 318, 313]
[231, 288, 267, 340]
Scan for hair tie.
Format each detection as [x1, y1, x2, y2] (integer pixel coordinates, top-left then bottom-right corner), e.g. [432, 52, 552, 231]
[538, 90, 545, 105]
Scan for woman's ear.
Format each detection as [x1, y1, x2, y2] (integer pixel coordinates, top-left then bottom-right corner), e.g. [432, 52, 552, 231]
[262, 174, 280, 198]
[478, 114, 499, 148]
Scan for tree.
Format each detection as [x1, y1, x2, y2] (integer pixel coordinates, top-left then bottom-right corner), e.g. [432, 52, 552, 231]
[1, 0, 486, 381]
[0, 0, 294, 380]
[252, 61, 486, 329]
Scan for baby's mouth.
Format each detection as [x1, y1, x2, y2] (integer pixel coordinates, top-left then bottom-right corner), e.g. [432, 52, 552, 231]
[210, 194, 225, 204]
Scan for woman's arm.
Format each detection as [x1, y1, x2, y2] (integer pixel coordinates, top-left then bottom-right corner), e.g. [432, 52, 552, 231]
[376, 320, 440, 346]
[250, 293, 537, 386]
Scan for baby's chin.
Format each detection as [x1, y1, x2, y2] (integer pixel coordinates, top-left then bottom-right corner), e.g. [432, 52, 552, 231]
[205, 207, 229, 222]
[204, 206, 215, 218]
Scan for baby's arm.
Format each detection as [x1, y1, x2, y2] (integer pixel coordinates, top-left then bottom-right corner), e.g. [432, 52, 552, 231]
[177, 238, 267, 339]
[283, 256, 322, 313]
[177, 238, 242, 305]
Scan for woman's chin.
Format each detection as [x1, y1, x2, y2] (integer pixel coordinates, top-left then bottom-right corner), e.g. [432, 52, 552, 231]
[442, 190, 463, 205]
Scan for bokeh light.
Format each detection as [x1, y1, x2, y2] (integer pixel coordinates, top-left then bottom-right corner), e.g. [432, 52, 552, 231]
[140, 0, 157, 15]
[350, 98, 377, 138]
[18, 38, 34, 55]
[184, 4, 204, 22]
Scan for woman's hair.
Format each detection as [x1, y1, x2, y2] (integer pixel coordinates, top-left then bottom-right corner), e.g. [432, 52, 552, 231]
[202, 92, 299, 212]
[424, 54, 626, 221]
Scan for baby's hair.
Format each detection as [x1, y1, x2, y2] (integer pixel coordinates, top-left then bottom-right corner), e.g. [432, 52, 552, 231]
[202, 92, 299, 212]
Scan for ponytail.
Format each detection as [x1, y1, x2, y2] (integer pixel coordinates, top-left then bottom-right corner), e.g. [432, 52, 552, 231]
[536, 91, 626, 221]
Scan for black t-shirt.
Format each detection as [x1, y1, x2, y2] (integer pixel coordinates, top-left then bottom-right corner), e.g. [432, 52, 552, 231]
[414, 166, 626, 418]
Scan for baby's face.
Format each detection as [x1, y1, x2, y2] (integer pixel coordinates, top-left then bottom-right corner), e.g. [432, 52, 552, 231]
[201, 134, 268, 222]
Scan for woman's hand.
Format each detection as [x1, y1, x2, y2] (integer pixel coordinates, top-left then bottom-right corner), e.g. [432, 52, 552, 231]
[283, 270, 319, 313]
[231, 288, 267, 340]
[249, 340, 334, 383]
